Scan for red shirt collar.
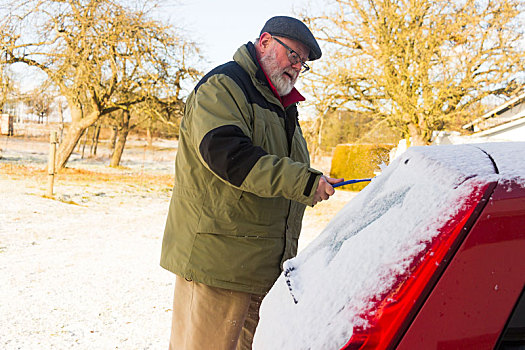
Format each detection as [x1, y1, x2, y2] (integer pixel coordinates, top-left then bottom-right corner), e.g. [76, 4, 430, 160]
[257, 57, 305, 108]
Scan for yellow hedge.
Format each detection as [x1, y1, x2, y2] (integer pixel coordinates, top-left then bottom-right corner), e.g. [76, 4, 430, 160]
[330, 143, 393, 191]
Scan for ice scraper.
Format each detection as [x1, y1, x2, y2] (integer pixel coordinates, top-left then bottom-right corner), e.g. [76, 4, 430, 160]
[333, 178, 372, 188]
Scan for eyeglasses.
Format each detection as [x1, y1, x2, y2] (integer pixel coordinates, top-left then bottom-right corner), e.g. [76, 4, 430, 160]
[272, 36, 310, 73]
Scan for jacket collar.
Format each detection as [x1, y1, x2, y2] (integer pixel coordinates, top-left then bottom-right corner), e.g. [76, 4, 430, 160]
[234, 42, 305, 108]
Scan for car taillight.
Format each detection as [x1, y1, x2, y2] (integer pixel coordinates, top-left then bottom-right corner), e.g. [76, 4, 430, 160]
[341, 182, 494, 350]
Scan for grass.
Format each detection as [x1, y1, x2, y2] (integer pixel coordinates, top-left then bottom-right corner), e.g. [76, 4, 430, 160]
[0, 163, 174, 191]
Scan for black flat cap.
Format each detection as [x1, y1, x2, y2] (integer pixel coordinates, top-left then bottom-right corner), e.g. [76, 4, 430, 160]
[260, 16, 322, 61]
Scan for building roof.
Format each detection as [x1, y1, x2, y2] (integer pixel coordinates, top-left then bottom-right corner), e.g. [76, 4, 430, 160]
[463, 89, 525, 132]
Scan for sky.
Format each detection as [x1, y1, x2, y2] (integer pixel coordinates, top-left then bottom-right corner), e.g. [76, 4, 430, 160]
[158, 0, 316, 72]
[10, 0, 318, 98]
[7, 0, 321, 120]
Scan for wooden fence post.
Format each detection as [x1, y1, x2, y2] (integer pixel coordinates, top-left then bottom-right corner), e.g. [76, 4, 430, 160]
[46, 131, 58, 197]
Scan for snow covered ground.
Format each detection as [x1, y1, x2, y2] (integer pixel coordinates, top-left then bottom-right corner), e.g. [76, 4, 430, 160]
[0, 136, 354, 349]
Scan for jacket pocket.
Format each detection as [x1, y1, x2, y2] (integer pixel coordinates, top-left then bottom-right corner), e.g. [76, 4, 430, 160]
[197, 192, 289, 238]
[196, 184, 242, 234]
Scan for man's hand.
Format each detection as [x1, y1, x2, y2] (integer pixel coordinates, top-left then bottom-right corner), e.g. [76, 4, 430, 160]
[313, 176, 344, 206]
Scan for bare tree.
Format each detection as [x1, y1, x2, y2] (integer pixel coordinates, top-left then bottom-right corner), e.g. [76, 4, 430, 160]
[143, 94, 186, 133]
[0, 68, 10, 113]
[301, 0, 525, 145]
[2, 0, 200, 168]
[0, 64, 18, 115]
[108, 68, 195, 167]
[25, 86, 53, 123]
[54, 95, 68, 141]
[109, 109, 131, 167]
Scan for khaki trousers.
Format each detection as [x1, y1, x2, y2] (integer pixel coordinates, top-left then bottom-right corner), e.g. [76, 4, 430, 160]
[169, 275, 264, 350]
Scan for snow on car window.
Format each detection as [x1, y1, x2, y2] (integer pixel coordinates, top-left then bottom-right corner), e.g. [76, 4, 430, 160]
[253, 144, 506, 350]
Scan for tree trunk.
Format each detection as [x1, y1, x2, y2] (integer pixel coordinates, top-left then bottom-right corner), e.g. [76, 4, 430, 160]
[55, 111, 100, 169]
[109, 125, 118, 150]
[312, 108, 328, 163]
[407, 123, 426, 146]
[59, 105, 65, 143]
[56, 125, 87, 169]
[81, 126, 90, 159]
[146, 125, 153, 148]
[91, 123, 101, 156]
[110, 111, 130, 167]
[317, 113, 325, 154]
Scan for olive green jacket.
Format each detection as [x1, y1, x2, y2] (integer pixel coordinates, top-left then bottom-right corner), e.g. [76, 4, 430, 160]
[160, 43, 322, 294]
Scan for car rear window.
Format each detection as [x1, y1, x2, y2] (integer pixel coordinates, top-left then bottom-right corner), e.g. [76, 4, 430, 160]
[254, 145, 498, 349]
[497, 287, 525, 349]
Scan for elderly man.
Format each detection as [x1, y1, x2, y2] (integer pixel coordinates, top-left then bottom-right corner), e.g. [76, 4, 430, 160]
[161, 16, 342, 350]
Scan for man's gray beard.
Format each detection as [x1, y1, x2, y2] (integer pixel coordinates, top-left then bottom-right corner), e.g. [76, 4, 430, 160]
[259, 48, 297, 96]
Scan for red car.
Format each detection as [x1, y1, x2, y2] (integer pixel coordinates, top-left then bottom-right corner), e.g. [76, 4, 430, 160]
[253, 143, 525, 350]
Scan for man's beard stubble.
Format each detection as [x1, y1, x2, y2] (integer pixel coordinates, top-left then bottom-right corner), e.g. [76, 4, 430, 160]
[259, 48, 298, 96]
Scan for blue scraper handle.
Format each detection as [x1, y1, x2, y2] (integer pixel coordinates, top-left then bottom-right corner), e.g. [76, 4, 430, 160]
[332, 178, 372, 188]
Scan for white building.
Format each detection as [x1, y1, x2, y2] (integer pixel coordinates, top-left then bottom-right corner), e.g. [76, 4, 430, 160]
[461, 89, 525, 142]
[431, 89, 525, 146]
[391, 89, 525, 161]
[0, 113, 14, 135]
